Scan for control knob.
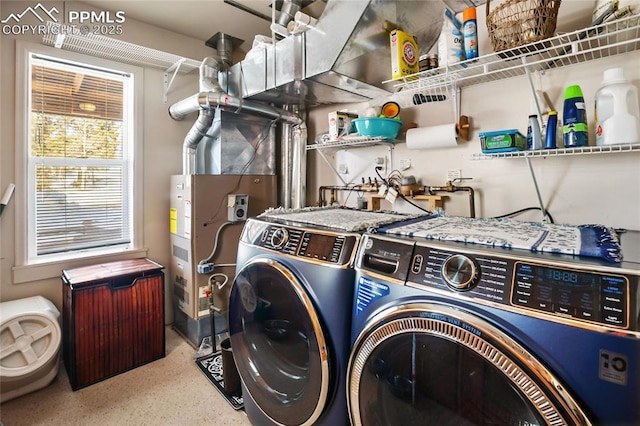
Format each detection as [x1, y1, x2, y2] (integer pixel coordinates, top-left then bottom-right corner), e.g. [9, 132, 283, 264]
[270, 227, 289, 249]
[442, 254, 478, 291]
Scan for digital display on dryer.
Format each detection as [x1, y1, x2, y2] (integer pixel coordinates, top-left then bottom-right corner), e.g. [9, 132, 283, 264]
[299, 232, 343, 263]
[513, 262, 628, 328]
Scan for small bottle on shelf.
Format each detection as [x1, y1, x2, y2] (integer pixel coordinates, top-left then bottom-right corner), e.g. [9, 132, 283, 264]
[527, 115, 542, 150]
[544, 111, 558, 149]
[462, 7, 478, 60]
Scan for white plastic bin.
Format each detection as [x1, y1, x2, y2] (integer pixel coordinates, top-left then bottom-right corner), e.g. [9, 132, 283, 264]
[0, 296, 61, 403]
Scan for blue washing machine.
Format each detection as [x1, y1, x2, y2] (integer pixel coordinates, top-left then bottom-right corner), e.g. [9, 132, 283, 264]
[348, 231, 640, 425]
[228, 217, 359, 426]
[228, 208, 423, 425]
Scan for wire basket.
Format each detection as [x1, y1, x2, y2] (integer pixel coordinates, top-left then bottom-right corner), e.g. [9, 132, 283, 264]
[486, 0, 561, 52]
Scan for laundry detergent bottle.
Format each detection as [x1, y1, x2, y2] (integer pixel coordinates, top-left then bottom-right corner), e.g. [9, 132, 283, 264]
[594, 67, 640, 146]
[563, 85, 588, 147]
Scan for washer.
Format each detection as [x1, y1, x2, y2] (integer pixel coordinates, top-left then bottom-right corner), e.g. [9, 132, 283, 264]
[348, 230, 640, 425]
[229, 208, 420, 425]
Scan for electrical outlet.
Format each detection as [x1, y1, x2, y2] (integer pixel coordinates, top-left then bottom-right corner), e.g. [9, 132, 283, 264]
[447, 169, 462, 182]
[399, 159, 411, 170]
[338, 163, 348, 174]
[374, 156, 388, 174]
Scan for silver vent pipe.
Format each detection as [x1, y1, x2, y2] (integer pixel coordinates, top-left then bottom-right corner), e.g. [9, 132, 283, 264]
[290, 118, 307, 209]
[199, 56, 220, 91]
[277, 0, 303, 27]
[182, 109, 218, 175]
[279, 104, 307, 209]
[209, 34, 234, 68]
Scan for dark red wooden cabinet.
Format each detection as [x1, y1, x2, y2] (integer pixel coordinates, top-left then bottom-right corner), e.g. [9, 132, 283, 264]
[62, 258, 165, 390]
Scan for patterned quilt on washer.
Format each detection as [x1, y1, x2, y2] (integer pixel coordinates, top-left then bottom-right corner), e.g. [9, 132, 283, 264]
[258, 206, 428, 232]
[378, 216, 623, 263]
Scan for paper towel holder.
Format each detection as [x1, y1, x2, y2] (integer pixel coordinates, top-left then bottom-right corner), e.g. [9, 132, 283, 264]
[457, 116, 470, 141]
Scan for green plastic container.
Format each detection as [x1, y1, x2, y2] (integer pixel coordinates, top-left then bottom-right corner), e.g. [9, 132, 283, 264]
[480, 129, 526, 153]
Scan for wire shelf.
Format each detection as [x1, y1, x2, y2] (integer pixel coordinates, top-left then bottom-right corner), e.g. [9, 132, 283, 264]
[386, 14, 640, 97]
[471, 143, 640, 160]
[42, 22, 201, 73]
[306, 135, 394, 150]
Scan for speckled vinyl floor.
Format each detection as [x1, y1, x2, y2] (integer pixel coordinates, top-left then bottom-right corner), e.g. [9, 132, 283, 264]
[0, 326, 250, 426]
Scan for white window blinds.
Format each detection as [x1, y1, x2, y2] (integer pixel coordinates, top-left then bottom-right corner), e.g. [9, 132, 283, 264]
[29, 54, 133, 257]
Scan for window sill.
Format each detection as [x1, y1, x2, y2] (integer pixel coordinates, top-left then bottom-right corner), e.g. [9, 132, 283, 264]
[12, 248, 149, 284]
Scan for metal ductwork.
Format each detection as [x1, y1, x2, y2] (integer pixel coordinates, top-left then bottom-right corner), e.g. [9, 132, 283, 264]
[169, 55, 307, 208]
[170, 57, 304, 176]
[227, 0, 483, 106]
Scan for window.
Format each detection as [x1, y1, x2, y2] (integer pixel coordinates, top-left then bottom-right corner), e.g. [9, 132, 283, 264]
[17, 42, 142, 267]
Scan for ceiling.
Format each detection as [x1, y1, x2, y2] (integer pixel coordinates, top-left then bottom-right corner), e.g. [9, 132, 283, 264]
[81, 0, 312, 53]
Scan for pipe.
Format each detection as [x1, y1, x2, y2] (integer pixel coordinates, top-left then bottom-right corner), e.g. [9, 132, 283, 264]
[277, 0, 302, 27]
[427, 181, 476, 218]
[458, 186, 475, 218]
[279, 105, 307, 209]
[198, 116, 222, 174]
[199, 56, 220, 92]
[318, 185, 379, 207]
[213, 34, 234, 68]
[169, 90, 303, 126]
[289, 108, 307, 209]
[183, 109, 216, 175]
[280, 120, 293, 208]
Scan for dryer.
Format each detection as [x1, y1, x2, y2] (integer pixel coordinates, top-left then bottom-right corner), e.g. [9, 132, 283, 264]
[348, 231, 640, 425]
[229, 218, 357, 425]
[229, 208, 420, 425]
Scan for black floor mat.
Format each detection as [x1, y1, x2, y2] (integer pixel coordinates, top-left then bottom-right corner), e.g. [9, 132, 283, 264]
[195, 352, 244, 410]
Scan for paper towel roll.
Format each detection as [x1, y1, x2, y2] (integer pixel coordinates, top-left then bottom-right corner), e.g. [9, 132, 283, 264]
[406, 124, 458, 150]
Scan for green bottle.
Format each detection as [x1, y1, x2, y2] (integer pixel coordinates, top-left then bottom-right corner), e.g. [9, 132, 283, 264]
[563, 85, 588, 147]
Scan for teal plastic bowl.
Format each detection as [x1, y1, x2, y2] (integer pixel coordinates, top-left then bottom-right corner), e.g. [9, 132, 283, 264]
[353, 118, 402, 140]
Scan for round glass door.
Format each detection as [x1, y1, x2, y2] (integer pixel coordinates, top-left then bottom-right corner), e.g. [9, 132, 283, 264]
[348, 303, 589, 426]
[229, 257, 329, 426]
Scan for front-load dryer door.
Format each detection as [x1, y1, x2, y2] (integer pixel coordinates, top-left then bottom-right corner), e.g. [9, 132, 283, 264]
[348, 303, 590, 426]
[229, 257, 330, 426]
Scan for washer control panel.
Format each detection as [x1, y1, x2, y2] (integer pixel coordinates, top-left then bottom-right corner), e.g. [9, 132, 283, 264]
[251, 223, 356, 265]
[512, 262, 628, 327]
[408, 244, 636, 330]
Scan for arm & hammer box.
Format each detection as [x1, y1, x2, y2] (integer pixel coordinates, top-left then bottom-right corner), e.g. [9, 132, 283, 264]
[390, 29, 419, 79]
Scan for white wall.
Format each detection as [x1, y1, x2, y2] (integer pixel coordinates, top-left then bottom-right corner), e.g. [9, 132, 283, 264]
[0, 1, 214, 323]
[307, 2, 640, 231]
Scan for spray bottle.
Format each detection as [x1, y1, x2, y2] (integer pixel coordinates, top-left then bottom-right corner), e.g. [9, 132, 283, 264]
[462, 7, 478, 60]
